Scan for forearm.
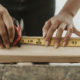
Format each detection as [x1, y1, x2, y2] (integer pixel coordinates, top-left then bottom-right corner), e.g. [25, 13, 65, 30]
[59, 0, 80, 17]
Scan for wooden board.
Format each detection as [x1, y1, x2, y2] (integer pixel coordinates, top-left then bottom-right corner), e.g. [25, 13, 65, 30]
[0, 45, 80, 63]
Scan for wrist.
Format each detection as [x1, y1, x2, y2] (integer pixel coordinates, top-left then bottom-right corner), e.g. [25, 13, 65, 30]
[58, 10, 75, 18]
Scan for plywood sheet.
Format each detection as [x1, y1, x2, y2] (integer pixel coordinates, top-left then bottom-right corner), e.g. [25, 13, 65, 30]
[0, 45, 80, 63]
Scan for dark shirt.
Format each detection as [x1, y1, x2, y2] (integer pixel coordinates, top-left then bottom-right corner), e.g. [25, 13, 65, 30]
[0, 0, 55, 36]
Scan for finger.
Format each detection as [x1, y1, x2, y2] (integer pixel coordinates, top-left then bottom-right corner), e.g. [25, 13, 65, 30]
[54, 23, 67, 48]
[0, 37, 4, 49]
[73, 27, 80, 36]
[0, 18, 10, 48]
[0, 5, 15, 43]
[1, 26, 10, 48]
[3, 10, 15, 43]
[63, 25, 73, 46]
[45, 21, 59, 46]
[0, 15, 10, 48]
[42, 19, 51, 37]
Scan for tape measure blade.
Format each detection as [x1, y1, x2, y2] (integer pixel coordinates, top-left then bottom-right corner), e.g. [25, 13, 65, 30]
[20, 36, 80, 47]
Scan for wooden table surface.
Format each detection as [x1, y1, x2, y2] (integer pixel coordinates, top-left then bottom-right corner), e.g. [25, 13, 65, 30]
[0, 45, 80, 63]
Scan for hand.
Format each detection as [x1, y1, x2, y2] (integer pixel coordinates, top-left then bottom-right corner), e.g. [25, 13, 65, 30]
[42, 12, 80, 48]
[0, 5, 15, 48]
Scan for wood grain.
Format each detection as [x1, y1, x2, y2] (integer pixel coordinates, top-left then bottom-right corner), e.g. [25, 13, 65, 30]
[0, 45, 80, 63]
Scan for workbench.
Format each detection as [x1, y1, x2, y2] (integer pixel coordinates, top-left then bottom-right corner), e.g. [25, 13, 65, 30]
[0, 45, 80, 63]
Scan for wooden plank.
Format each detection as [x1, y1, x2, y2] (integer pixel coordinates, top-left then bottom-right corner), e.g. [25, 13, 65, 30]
[0, 45, 80, 63]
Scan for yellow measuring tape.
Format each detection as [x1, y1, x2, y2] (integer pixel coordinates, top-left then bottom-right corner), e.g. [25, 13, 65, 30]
[20, 36, 80, 47]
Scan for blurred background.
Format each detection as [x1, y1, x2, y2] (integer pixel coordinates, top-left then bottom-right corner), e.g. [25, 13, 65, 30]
[55, 0, 80, 37]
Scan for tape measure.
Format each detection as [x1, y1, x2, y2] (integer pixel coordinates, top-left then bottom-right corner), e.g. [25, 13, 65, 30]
[20, 36, 80, 47]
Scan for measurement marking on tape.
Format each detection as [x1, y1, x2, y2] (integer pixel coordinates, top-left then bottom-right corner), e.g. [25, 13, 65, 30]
[20, 36, 80, 47]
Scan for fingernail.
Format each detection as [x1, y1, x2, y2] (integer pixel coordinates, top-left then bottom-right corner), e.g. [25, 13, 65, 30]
[43, 32, 46, 37]
[10, 39, 13, 43]
[54, 43, 58, 48]
[6, 44, 10, 49]
[45, 41, 49, 46]
[0, 45, 4, 49]
[63, 42, 66, 47]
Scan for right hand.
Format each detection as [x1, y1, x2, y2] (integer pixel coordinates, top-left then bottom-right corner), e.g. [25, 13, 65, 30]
[0, 5, 15, 48]
[42, 12, 80, 48]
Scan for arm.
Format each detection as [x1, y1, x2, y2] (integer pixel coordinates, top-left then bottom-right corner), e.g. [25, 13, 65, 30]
[60, 0, 80, 17]
[42, 0, 80, 48]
